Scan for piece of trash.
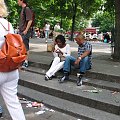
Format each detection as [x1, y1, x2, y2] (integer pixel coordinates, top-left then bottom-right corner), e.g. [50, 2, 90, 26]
[20, 100, 31, 104]
[49, 109, 55, 112]
[111, 91, 119, 95]
[35, 110, 45, 115]
[82, 89, 102, 93]
[19, 97, 27, 101]
[26, 103, 32, 108]
[32, 102, 42, 107]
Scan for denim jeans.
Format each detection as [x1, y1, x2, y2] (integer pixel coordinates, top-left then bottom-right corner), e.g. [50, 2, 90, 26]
[45, 30, 49, 39]
[63, 56, 91, 73]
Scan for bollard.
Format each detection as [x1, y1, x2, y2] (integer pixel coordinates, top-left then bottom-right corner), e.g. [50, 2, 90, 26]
[0, 106, 2, 117]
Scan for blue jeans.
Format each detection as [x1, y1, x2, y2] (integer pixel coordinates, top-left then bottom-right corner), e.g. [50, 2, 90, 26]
[63, 56, 91, 73]
[45, 30, 49, 39]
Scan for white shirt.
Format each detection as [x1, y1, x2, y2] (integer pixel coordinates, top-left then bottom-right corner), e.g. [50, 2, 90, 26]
[53, 44, 71, 57]
[54, 24, 60, 31]
[0, 18, 14, 48]
[45, 24, 50, 31]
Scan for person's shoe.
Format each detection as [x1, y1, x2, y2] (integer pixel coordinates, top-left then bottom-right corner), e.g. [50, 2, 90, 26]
[21, 62, 28, 69]
[59, 75, 69, 83]
[45, 75, 52, 81]
[51, 74, 57, 78]
[76, 73, 83, 86]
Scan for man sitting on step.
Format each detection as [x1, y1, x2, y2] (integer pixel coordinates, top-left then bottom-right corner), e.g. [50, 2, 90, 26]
[59, 34, 92, 86]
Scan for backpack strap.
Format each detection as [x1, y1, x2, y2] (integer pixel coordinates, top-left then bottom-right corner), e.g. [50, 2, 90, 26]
[0, 21, 10, 32]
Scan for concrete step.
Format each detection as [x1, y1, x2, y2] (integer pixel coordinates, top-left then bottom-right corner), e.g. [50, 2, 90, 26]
[29, 61, 120, 83]
[24, 66, 120, 92]
[18, 85, 120, 120]
[19, 70, 120, 115]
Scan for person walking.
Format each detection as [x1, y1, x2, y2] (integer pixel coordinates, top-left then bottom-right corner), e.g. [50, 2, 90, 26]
[45, 35, 71, 80]
[44, 22, 50, 43]
[59, 34, 92, 86]
[18, 0, 33, 68]
[0, 0, 26, 120]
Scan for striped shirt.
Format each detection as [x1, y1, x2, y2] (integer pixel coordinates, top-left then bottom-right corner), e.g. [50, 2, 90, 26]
[78, 41, 92, 62]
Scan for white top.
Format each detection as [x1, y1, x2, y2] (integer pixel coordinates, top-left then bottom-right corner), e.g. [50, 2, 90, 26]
[0, 18, 14, 48]
[53, 44, 71, 57]
[54, 24, 60, 31]
[45, 24, 50, 31]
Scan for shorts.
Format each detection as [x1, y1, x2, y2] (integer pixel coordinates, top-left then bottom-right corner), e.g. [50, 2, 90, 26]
[20, 31, 31, 51]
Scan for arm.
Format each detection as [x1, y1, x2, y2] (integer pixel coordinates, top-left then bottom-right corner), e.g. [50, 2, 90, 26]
[74, 50, 91, 65]
[23, 20, 32, 35]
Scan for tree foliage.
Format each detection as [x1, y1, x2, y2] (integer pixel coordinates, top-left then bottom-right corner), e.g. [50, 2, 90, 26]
[92, 11, 114, 33]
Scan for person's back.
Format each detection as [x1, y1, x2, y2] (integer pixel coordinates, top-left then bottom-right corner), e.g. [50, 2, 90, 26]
[0, 0, 26, 119]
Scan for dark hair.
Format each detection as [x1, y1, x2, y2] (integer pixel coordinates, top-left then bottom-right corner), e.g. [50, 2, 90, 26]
[55, 35, 66, 44]
[21, 0, 27, 4]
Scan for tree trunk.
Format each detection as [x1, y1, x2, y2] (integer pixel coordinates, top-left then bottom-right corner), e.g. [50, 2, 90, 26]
[70, 2, 77, 41]
[113, 0, 120, 61]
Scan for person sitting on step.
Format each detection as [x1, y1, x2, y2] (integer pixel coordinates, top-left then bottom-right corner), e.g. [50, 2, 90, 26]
[59, 34, 92, 86]
[45, 35, 71, 80]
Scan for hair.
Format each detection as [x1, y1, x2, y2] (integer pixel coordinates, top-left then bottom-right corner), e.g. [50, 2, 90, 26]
[55, 35, 66, 44]
[76, 34, 85, 40]
[22, 0, 27, 4]
[0, 0, 8, 17]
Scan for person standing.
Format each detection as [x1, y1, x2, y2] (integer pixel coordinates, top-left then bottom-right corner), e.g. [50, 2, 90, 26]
[44, 22, 50, 43]
[59, 34, 92, 86]
[18, 0, 33, 68]
[0, 0, 26, 119]
[45, 35, 71, 80]
[54, 22, 60, 37]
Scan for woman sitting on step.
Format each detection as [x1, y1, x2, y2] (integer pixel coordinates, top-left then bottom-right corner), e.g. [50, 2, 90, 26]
[45, 35, 71, 80]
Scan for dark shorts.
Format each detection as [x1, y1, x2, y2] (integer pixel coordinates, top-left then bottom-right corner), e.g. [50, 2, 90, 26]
[20, 31, 31, 51]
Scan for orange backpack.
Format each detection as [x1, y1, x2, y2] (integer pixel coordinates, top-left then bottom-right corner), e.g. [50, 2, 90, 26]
[0, 22, 27, 72]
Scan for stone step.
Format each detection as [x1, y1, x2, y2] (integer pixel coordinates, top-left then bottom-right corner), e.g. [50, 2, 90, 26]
[18, 85, 120, 120]
[19, 70, 120, 115]
[25, 66, 120, 92]
[29, 61, 120, 83]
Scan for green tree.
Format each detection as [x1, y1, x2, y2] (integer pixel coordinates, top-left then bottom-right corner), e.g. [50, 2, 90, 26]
[92, 12, 114, 33]
[6, 0, 18, 27]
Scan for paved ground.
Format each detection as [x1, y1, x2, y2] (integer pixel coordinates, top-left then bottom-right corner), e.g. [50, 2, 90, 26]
[0, 96, 80, 120]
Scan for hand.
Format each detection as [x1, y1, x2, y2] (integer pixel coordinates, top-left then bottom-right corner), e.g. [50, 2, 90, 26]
[74, 58, 80, 65]
[55, 49, 61, 53]
[23, 30, 28, 35]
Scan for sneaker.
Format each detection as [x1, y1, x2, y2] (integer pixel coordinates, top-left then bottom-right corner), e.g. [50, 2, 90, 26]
[52, 74, 57, 78]
[21, 62, 28, 69]
[45, 75, 52, 81]
[59, 75, 69, 83]
[76, 73, 83, 86]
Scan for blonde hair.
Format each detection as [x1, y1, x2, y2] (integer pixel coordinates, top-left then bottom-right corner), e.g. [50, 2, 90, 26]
[0, 0, 8, 17]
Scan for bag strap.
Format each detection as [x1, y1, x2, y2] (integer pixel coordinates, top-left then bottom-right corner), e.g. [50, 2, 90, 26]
[0, 21, 10, 32]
